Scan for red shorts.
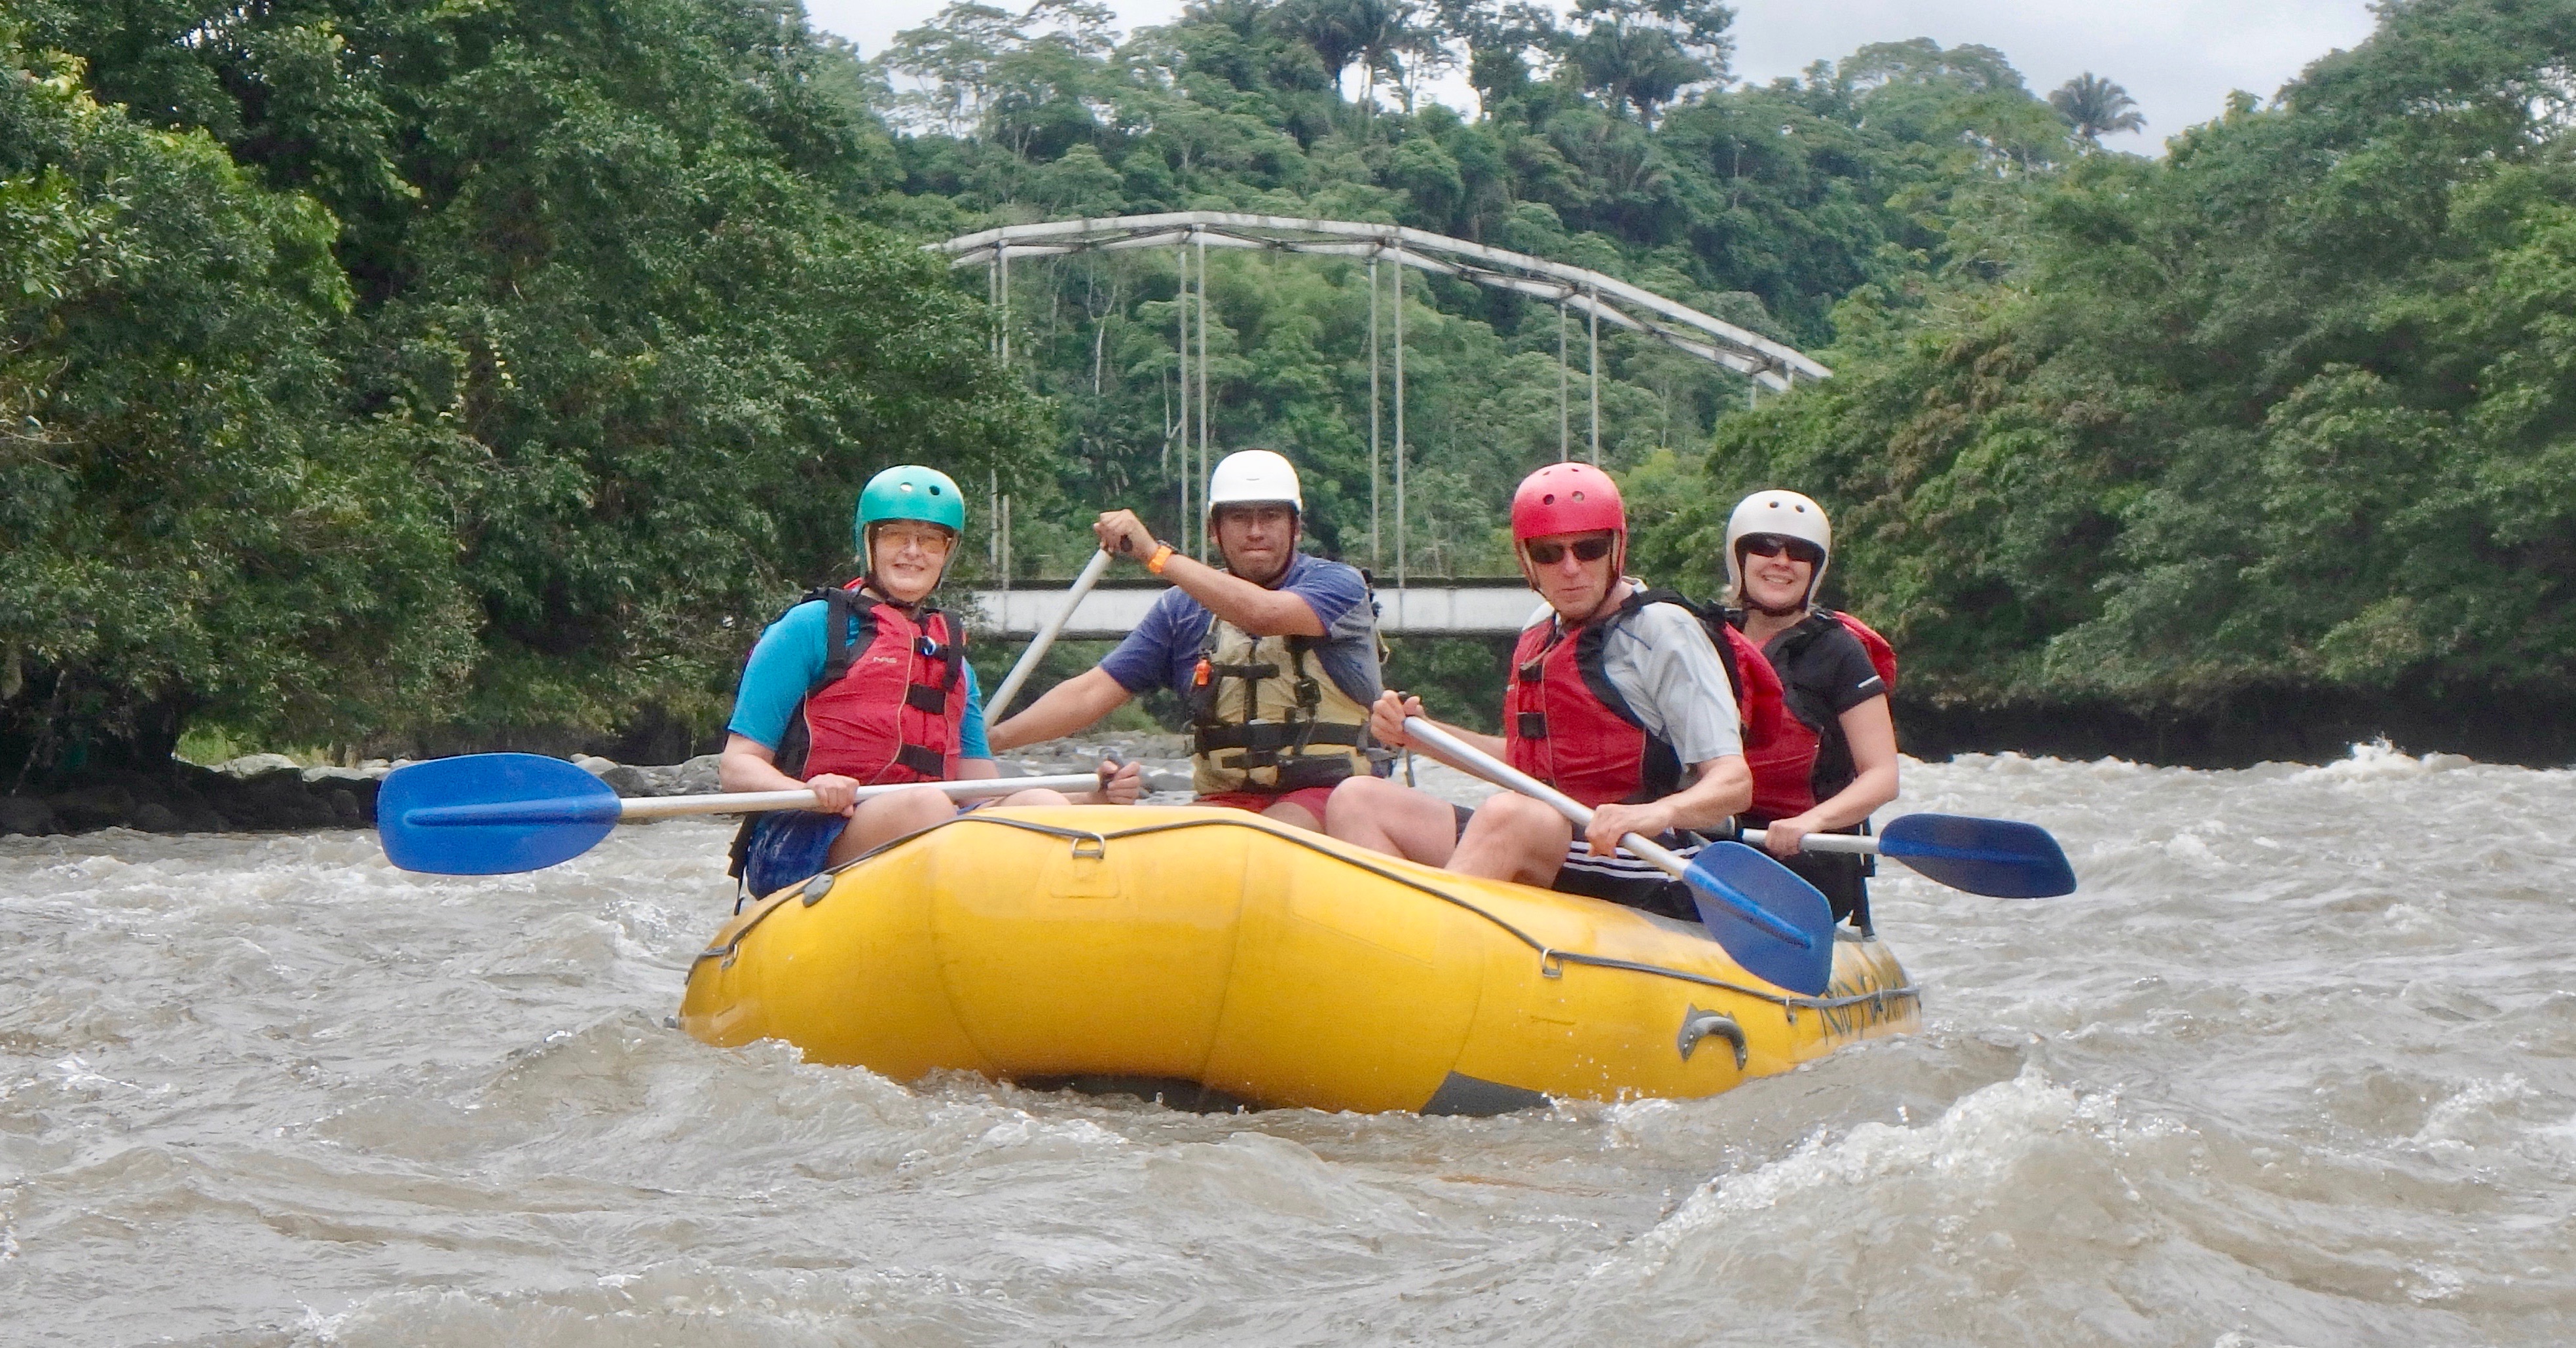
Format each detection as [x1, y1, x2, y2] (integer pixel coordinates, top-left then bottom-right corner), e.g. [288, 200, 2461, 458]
[1194, 787, 1336, 823]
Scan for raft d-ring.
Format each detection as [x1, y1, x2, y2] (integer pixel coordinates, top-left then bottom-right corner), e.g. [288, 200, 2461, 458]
[1677, 1005, 1748, 1070]
[1539, 949, 1565, 979]
[1069, 833, 1107, 860]
[800, 873, 835, 907]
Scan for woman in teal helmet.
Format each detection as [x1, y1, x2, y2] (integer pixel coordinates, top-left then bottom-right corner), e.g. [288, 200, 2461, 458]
[718, 464, 1143, 900]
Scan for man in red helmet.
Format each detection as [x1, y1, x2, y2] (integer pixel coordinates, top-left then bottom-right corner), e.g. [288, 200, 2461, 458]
[1322, 464, 1752, 918]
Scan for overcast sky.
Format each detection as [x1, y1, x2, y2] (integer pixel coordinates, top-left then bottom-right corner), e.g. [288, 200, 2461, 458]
[805, 0, 2380, 151]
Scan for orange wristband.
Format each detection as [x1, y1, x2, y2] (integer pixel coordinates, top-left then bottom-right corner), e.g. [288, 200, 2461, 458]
[1145, 542, 1175, 574]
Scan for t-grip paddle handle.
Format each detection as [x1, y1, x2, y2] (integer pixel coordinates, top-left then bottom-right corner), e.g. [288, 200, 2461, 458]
[1400, 717, 1811, 948]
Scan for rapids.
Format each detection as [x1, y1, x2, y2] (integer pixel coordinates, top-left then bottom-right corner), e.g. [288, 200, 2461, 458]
[5, 743, 2574, 1345]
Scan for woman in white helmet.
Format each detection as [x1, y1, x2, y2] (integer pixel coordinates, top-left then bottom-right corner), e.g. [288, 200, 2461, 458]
[1723, 490, 1901, 929]
[989, 449, 1385, 832]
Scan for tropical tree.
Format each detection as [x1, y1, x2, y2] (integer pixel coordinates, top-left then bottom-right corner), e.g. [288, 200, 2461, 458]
[1563, 0, 1733, 126]
[2049, 71, 2146, 144]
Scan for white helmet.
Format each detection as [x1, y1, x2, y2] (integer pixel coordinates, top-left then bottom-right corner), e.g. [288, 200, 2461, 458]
[1724, 490, 1832, 609]
[1206, 449, 1303, 521]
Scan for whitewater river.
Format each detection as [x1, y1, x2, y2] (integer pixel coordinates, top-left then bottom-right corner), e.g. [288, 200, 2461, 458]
[5, 745, 2575, 1345]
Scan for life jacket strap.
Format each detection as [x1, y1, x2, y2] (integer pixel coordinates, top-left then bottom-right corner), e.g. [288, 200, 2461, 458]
[1192, 721, 1367, 758]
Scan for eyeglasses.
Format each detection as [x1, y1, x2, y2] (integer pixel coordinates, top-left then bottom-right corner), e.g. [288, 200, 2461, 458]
[1739, 534, 1822, 565]
[1524, 536, 1615, 565]
[875, 526, 955, 555]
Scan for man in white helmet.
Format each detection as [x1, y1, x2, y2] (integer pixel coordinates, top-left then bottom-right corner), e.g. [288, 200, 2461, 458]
[989, 449, 1384, 831]
[1722, 490, 1901, 929]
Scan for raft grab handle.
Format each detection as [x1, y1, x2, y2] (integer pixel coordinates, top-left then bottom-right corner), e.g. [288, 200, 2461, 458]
[1677, 1005, 1748, 1069]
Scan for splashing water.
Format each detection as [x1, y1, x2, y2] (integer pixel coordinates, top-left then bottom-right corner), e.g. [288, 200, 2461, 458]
[5, 742, 2574, 1345]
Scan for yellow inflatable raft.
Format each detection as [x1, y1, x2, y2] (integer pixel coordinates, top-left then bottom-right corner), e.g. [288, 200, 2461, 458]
[678, 806, 1919, 1114]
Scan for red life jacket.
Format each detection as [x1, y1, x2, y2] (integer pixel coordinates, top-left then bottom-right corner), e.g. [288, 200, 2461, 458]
[796, 581, 970, 785]
[1510, 588, 1765, 809]
[1741, 608, 1897, 821]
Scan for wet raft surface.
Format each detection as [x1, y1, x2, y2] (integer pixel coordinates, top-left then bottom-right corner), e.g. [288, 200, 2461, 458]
[5, 747, 2575, 1345]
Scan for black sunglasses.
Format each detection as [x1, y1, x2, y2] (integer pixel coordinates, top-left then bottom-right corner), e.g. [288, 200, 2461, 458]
[1739, 533, 1823, 565]
[1525, 536, 1615, 565]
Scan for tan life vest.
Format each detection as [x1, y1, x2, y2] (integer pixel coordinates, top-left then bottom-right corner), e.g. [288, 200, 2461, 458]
[1185, 615, 1377, 794]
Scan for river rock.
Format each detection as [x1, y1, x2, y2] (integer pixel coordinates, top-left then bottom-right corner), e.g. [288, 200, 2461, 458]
[642, 755, 721, 796]
[130, 802, 181, 833]
[302, 764, 390, 785]
[570, 753, 650, 798]
[0, 795, 54, 836]
[48, 784, 136, 832]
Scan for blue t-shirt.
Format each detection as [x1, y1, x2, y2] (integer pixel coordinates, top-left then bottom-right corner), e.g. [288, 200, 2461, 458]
[727, 599, 990, 759]
[1097, 553, 1380, 705]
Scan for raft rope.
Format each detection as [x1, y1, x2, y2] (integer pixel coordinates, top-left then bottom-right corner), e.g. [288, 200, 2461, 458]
[697, 812, 1919, 1021]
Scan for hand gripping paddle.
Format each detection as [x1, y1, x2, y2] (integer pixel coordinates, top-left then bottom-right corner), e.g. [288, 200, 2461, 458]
[1402, 719, 1836, 996]
[376, 753, 1103, 876]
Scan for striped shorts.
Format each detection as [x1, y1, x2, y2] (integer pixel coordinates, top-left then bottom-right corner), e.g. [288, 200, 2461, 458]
[1553, 834, 1707, 922]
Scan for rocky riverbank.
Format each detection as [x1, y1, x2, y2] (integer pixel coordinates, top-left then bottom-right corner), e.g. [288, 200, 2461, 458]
[0, 734, 1199, 837]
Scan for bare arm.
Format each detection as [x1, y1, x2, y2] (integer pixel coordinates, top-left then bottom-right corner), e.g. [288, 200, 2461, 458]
[720, 732, 864, 814]
[719, 733, 803, 794]
[987, 666, 1133, 753]
[1587, 755, 1752, 853]
[1154, 552, 1325, 637]
[1094, 510, 1323, 637]
[1759, 695, 1899, 855]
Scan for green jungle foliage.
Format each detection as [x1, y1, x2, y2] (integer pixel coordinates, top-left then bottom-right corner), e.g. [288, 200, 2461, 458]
[1632, 0, 2576, 719]
[2, 1, 1036, 766]
[4, 0, 2565, 763]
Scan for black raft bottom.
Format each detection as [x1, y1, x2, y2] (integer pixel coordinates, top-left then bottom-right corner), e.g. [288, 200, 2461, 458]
[1016, 1070, 1553, 1117]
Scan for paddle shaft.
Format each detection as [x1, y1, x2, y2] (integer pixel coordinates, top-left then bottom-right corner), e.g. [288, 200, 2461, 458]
[403, 774, 1107, 829]
[609, 774, 1105, 822]
[1739, 828, 1875, 855]
[1401, 719, 1715, 892]
[984, 548, 1114, 720]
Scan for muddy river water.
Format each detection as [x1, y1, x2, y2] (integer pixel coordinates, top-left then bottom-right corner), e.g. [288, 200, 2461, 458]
[5, 744, 2574, 1345]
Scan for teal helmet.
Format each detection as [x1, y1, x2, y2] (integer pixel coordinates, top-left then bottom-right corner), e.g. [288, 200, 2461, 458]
[854, 464, 966, 555]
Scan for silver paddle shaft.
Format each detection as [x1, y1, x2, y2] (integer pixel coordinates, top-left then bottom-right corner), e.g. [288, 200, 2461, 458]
[614, 774, 1103, 821]
[984, 548, 1114, 720]
[1738, 828, 1879, 856]
[1402, 718, 1695, 880]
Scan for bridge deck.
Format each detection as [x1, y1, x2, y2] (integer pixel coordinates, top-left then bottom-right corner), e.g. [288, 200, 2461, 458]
[968, 578, 1536, 638]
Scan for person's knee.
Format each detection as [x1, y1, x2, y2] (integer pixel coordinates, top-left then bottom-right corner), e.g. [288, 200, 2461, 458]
[860, 785, 957, 832]
[1323, 776, 1394, 831]
[1463, 793, 1567, 856]
[1001, 787, 1071, 806]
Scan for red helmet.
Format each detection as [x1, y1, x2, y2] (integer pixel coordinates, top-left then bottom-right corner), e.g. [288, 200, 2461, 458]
[1510, 462, 1626, 542]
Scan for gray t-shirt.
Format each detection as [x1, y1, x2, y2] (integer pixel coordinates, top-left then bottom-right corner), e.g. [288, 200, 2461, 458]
[1521, 593, 1744, 766]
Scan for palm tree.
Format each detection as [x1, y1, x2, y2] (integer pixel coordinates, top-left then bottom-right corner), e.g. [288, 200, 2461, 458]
[2050, 73, 2146, 145]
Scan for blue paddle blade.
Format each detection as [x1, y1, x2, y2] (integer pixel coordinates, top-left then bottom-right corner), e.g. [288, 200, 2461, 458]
[377, 753, 621, 875]
[1879, 814, 2076, 898]
[1683, 842, 1837, 996]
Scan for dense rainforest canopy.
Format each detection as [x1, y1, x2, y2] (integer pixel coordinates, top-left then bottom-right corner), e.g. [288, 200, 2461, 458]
[1, 0, 2570, 769]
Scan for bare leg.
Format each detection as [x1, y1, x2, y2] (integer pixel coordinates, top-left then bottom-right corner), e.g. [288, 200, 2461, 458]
[827, 785, 959, 865]
[1261, 798, 1322, 833]
[1448, 791, 1572, 888]
[1323, 775, 1463, 866]
[997, 788, 1073, 806]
